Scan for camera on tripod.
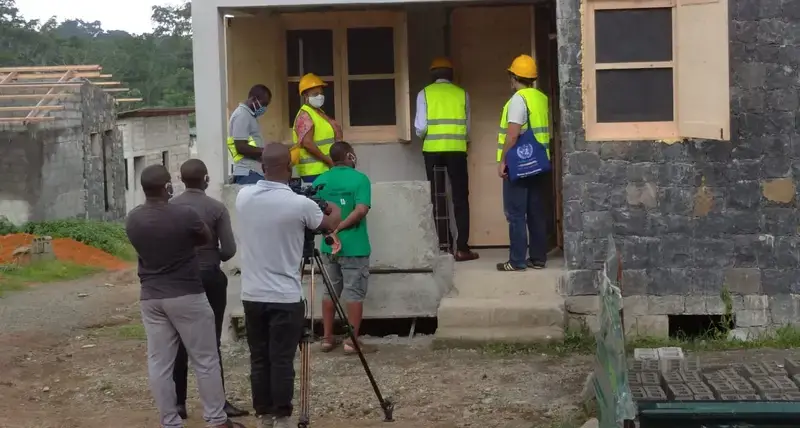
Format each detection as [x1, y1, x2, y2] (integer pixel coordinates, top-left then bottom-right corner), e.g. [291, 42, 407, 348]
[289, 178, 333, 258]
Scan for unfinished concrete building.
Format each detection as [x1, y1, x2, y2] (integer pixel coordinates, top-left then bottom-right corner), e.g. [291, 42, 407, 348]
[0, 65, 139, 225]
[118, 107, 194, 212]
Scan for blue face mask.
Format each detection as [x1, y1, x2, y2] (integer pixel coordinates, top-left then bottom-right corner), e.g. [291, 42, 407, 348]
[252, 99, 267, 117]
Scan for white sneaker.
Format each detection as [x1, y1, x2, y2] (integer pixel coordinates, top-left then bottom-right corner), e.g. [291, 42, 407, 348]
[257, 415, 275, 428]
[273, 417, 292, 428]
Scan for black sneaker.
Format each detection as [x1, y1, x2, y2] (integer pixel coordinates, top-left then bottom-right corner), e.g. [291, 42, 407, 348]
[496, 262, 526, 272]
[527, 259, 546, 270]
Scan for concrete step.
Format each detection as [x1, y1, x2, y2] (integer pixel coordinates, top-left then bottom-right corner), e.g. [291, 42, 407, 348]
[434, 325, 564, 347]
[452, 268, 563, 299]
[436, 296, 565, 329]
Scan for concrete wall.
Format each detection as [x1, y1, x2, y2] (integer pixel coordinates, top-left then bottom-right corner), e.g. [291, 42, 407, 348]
[0, 83, 125, 224]
[120, 115, 192, 212]
[558, 0, 800, 334]
[221, 180, 454, 321]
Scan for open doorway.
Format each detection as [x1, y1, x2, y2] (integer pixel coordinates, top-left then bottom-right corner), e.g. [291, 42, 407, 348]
[452, 1, 562, 253]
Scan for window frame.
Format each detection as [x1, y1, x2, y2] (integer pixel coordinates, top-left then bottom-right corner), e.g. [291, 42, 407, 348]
[279, 11, 410, 144]
[584, 0, 679, 141]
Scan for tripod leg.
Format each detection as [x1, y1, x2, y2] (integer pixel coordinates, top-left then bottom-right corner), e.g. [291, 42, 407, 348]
[298, 261, 313, 428]
[313, 251, 394, 422]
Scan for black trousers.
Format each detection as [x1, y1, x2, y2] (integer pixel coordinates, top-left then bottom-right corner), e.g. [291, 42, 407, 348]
[423, 151, 471, 252]
[173, 266, 228, 405]
[242, 300, 305, 418]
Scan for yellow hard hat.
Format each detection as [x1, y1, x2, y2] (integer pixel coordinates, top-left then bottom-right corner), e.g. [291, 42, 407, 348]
[507, 54, 538, 79]
[429, 57, 453, 70]
[298, 73, 327, 95]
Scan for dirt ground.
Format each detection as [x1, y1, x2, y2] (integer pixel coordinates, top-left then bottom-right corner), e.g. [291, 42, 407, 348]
[0, 270, 592, 428]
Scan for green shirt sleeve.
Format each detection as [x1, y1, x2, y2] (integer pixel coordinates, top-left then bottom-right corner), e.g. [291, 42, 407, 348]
[356, 173, 371, 208]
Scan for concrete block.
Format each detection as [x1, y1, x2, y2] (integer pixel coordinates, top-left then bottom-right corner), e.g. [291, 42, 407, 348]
[694, 393, 715, 400]
[736, 309, 769, 327]
[643, 385, 667, 400]
[724, 268, 762, 294]
[433, 326, 563, 347]
[634, 348, 659, 361]
[785, 357, 800, 376]
[719, 394, 741, 401]
[744, 363, 769, 378]
[368, 181, 438, 270]
[661, 371, 683, 384]
[630, 359, 660, 372]
[688, 381, 712, 396]
[630, 386, 646, 400]
[763, 392, 786, 401]
[437, 297, 564, 329]
[684, 295, 707, 314]
[633, 315, 669, 337]
[752, 377, 780, 394]
[739, 394, 761, 400]
[641, 372, 660, 385]
[567, 314, 600, 333]
[661, 358, 685, 373]
[681, 371, 703, 383]
[742, 295, 769, 310]
[709, 380, 735, 397]
[657, 346, 684, 359]
[649, 296, 685, 314]
[623, 295, 649, 315]
[667, 383, 692, 399]
[784, 390, 800, 401]
[628, 372, 642, 386]
[704, 371, 727, 383]
[769, 294, 800, 325]
[764, 360, 787, 376]
[565, 295, 599, 314]
[729, 378, 755, 394]
[771, 375, 798, 392]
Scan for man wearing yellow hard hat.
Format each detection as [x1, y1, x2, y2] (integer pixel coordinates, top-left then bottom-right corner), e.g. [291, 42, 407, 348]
[496, 54, 551, 272]
[414, 57, 479, 262]
[291, 73, 342, 183]
[227, 84, 271, 185]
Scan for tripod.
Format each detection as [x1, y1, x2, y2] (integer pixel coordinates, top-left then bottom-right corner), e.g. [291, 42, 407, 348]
[297, 247, 394, 428]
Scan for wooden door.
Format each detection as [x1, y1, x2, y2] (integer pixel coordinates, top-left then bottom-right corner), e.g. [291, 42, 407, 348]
[452, 6, 532, 246]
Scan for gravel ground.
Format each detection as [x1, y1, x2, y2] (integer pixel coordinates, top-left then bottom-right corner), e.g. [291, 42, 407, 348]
[0, 272, 593, 428]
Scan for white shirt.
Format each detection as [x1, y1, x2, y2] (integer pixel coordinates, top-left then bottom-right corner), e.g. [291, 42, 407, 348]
[414, 79, 471, 139]
[506, 93, 529, 126]
[235, 180, 323, 303]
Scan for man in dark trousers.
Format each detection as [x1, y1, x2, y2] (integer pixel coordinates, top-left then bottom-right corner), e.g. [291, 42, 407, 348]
[125, 164, 244, 428]
[170, 159, 249, 419]
[415, 57, 479, 262]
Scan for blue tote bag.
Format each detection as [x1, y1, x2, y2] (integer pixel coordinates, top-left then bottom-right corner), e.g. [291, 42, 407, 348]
[505, 117, 551, 181]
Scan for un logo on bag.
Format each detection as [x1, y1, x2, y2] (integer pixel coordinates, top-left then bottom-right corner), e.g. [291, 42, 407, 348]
[516, 143, 534, 160]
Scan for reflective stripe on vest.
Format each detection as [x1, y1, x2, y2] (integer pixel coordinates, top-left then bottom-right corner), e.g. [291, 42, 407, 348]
[292, 105, 336, 177]
[422, 82, 468, 153]
[497, 87, 550, 163]
[226, 136, 257, 163]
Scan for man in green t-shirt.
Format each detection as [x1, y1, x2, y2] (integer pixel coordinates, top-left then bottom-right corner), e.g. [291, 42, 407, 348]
[312, 141, 374, 355]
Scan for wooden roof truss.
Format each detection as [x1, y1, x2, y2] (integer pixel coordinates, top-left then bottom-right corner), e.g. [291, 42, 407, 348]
[0, 65, 143, 124]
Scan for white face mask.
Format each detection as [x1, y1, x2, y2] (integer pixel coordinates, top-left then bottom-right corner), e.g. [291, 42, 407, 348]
[308, 94, 325, 108]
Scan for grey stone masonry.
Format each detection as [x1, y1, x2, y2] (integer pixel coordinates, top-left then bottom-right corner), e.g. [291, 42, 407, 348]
[557, 0, 800, 321]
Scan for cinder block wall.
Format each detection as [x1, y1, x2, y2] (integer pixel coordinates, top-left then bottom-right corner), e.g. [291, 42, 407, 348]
[558, 0, 800, 335]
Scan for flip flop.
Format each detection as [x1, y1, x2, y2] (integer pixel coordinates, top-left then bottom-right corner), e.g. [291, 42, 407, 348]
[344, 340, 376, 355]
[320, 337, 340, 353]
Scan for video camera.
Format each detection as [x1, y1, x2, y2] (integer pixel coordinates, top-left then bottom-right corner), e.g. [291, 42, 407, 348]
[289, 178, 333, 258]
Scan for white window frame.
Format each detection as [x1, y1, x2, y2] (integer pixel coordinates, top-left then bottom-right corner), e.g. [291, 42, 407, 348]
[280, 11, 410, 144]
[583, 0, 730, 142]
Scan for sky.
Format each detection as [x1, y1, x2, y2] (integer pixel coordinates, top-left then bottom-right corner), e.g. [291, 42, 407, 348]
[16, 0, 185, 35]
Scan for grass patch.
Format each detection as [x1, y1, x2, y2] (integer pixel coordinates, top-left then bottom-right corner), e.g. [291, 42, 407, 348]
[2, 218, 136, 261]
[91, 322, 146, 341]
[482, 324, 800, 358]
[0, 260, 102, 297]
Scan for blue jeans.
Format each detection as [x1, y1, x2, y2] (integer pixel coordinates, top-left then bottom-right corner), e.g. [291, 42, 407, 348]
[301, 175, 319, 184]
[502, 175, 547, 268]
[232, 170, 264, 185]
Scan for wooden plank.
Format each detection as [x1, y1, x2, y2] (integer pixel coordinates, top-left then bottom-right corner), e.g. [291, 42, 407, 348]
[0, 71, 17, 84]
[0, 83, 81, 89]
[26, 70, 73, 121]
[114, 98, 143, 102]
[0, 105, 65, 112]
[0, 65, 101, 73]
[0, 117, 55, 123]
[90, 81, 121, 86]
[1, 72, 112, 80]
[0, 94, 71, 100]
[103, 88, 130, 93]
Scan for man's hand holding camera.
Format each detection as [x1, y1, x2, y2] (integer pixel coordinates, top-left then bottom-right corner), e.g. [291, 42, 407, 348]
[321, 203, 342, 255]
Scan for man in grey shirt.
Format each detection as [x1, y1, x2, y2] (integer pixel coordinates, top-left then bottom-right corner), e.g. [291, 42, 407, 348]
[125, 165, 244, 428]
[169, 159, 249, 419]
[228, 84, 271, 185]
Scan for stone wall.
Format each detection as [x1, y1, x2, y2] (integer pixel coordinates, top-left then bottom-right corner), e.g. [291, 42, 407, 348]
[557, 0, 800, 334]
[0, 83, 125, 224]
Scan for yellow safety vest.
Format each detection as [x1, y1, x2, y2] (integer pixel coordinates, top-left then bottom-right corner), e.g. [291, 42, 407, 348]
[497, 87, 550, 162]
[292, 105, 335, 177]
[226, 136, 257, 163]
[422, 82, 468, 152]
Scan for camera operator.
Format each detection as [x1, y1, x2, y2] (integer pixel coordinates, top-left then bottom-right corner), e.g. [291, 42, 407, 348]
[125, 165, 244, 428]
[235, 143, 341, 428]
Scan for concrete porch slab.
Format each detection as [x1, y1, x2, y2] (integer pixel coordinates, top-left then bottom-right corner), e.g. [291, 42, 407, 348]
[434, 248, 565, 346]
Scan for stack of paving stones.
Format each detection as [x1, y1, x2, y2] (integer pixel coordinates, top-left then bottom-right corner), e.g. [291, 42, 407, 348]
[629, 349, 800, 402]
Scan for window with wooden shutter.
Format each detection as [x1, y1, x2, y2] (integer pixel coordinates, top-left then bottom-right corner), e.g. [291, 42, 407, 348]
[583, 0, 730, 142]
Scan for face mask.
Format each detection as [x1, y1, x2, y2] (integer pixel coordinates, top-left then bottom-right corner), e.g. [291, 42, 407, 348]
[165, 182, 174, 199]
[252, 99, 267, 117]
[202, 174, 210, 190]
[347, 153, 357, 168]
[308, 94, 325, 109]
